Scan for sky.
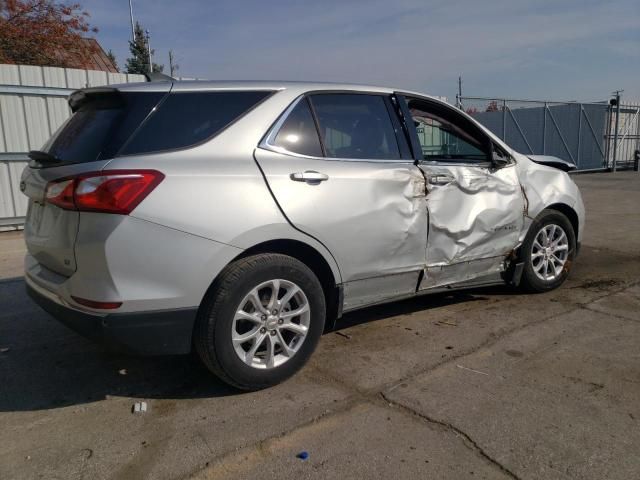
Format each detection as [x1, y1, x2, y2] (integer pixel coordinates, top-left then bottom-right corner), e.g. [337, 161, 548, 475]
[82, 0, 640, 103]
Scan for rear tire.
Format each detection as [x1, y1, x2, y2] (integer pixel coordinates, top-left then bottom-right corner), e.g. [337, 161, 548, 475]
[194, 253, 326, 390]
[519, 209, 576, 293]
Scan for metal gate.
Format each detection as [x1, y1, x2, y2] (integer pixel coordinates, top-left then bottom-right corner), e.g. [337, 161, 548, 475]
[0, 64, 146, 229]
[459, 96, 640, 171]
[606, 102, 640, 171]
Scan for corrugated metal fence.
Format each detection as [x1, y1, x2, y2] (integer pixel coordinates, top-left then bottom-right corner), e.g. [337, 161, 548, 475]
[0, 64, 146, 228]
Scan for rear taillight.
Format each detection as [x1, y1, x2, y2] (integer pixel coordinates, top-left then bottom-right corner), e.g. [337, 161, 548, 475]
[45, 179, 75, 210]
[71, 296, 122, 310]
[44, 170, 164, 215]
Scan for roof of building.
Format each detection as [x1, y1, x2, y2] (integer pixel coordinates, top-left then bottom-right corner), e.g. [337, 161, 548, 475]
[56, 38, 118, 73]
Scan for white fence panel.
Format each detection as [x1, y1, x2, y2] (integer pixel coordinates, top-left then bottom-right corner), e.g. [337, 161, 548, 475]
[0, 64, 146, 228]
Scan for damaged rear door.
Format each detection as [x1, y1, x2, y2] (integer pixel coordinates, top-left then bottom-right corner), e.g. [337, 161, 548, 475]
[397, 95, 524, 289]
[255, 92, 428, 310]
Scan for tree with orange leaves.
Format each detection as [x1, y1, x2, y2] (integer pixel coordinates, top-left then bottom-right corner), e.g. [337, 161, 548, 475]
[0, 0, 98, 67]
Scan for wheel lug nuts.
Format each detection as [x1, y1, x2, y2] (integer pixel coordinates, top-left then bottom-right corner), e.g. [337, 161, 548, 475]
[260, 327, 266, 333]
[261, 315, 267, 321]
[270, 330, 276, 336]
[278, 319, 283, 324]
[272, 310, 278, 315]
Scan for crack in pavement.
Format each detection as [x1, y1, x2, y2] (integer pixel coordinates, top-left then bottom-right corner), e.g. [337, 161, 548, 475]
[581, 305, 640, 324]
[379, 392, 522, 480]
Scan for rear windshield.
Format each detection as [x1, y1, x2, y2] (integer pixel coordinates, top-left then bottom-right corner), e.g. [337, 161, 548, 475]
[42, 91, 163, 165]
[39, 90, 272, 166]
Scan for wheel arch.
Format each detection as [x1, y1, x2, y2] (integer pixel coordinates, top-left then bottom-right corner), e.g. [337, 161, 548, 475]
[237, 239, 342, 328]
[509, 202, 580, 284]
[199, 238, 343, 333]
[544, 203, 579, 238]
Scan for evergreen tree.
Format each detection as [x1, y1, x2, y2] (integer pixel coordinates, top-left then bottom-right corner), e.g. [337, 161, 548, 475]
[125, 22, 163, 75]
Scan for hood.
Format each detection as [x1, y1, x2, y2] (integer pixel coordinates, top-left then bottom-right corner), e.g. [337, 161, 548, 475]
[527, 155, 576, 172]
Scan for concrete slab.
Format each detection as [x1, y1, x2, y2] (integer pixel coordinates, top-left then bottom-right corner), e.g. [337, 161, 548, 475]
[385, 306, 640, 480]
[192, 402, 512, 480]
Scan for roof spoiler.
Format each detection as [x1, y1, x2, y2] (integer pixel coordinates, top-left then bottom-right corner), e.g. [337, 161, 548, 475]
[145, 72, 175, 82]
[68, 87, 120, 112]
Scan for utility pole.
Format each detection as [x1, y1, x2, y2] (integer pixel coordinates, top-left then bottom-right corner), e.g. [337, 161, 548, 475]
[612, 90, 623, 172]
[145, 29, 153, 73]
[128, 0, 135, 43]
[456, 76, 463, 109]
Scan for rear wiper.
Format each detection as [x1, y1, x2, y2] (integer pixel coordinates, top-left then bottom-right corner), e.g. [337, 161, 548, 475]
[28, 150, 61, 164]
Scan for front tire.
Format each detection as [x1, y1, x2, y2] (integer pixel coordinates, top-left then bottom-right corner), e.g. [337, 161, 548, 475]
[519, 209, 576, 292]
[194, 253, 326, 390]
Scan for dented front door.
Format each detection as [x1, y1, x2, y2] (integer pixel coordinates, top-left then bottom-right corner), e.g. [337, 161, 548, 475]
[418, 162, 524, 288]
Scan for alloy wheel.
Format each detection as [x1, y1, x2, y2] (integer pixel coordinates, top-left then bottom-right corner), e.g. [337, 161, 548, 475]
[531, 224, 570, 281]
[231, 279, 310, 369]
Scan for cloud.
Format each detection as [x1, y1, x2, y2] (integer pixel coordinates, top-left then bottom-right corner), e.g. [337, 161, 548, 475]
[83, 0, 640, 101]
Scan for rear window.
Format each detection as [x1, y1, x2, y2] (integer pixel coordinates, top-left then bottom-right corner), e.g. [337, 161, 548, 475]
[43, 91, 163, 165]
[40, 89, 271, 166]
[310, 94, 401, 160]
[121, 91, 272, 155]
[272, 98, 323, 157]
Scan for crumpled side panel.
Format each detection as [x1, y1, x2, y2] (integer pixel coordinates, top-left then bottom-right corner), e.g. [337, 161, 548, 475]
[515, 154, 583, 242]
[419, 163, 524, 288]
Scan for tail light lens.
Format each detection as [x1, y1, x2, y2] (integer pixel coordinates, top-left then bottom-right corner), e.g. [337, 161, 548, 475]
[45, 178, 75, 210]
[71, 296, 122, 310]
[44, 170, 164, 215]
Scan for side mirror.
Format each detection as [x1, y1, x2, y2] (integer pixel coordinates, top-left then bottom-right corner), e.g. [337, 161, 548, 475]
[492, 148, 511, 168]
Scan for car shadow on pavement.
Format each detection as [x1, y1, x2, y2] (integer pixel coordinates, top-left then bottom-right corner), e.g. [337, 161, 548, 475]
[0, 276, 514, 413]
[0, 277, 238, 412]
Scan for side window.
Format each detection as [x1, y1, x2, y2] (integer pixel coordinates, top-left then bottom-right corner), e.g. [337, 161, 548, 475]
[121, 91, 271, 155]
[310, 94, 401, 160]
[407, 99, 489, 163]
[272, 98, 323, 157]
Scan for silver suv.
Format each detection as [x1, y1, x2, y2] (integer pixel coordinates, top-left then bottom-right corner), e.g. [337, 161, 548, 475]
[22, 81, 585, 389]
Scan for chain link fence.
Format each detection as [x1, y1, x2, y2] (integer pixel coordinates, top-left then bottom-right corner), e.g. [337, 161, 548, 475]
[458, 96, 640, 171]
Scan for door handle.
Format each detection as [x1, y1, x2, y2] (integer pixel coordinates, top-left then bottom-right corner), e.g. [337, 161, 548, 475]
[427, 174, 455, 186]
[290, 171, 329, 184]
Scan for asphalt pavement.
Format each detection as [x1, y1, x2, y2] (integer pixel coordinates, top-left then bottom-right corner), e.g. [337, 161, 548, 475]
[1, 172, 639, 480]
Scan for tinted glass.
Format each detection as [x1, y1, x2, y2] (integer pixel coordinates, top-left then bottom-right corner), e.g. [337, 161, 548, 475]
[408, 99, 488, 162]
[273, 99, 323, 157]
[122, 91, 271, 155]
[42, 92, 163, 165]
[310, 94, 401, 159]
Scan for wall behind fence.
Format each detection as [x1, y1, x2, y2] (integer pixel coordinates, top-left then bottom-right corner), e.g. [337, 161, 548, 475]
[0, 64, 146, 228]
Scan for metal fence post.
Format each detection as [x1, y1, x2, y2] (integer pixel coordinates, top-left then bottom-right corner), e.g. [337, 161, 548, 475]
[576, 104, 582, 169]
[542, 102, 547, 154]
[502, 100, 507, 141]
[612, 92, 621, 172]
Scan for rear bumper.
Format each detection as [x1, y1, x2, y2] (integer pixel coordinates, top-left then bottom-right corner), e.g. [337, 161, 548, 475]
[27, 282, 197, 355]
